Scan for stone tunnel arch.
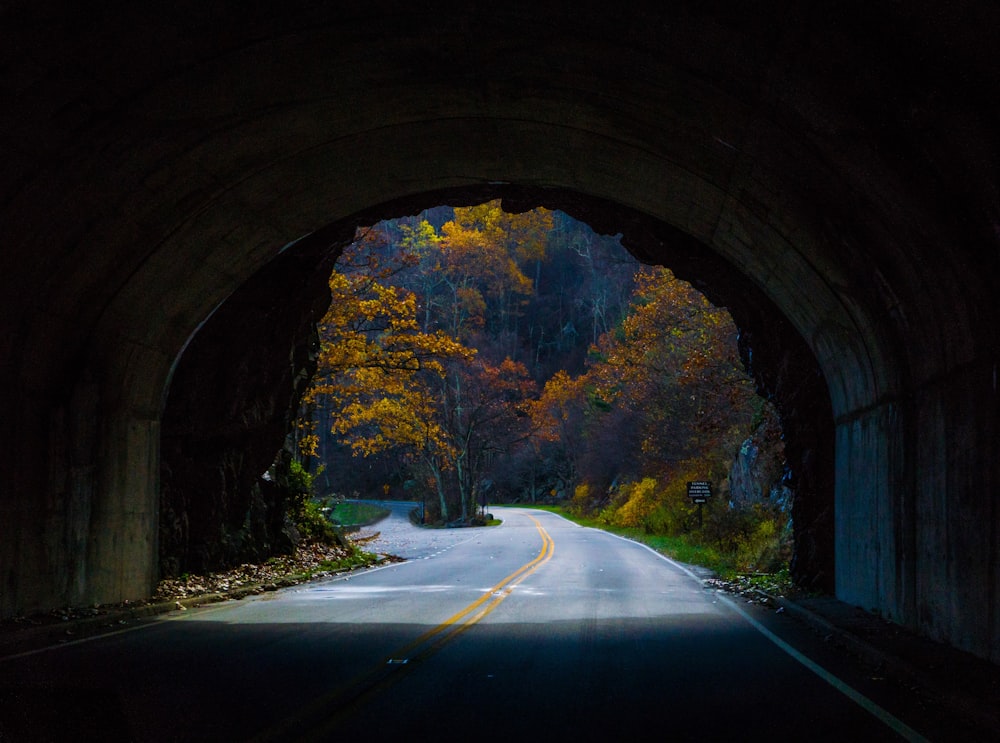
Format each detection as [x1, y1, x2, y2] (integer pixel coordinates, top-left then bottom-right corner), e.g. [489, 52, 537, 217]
[1, 3, 997, 664]
[157, 186, 837, 590]
[69, 105, 891, 614]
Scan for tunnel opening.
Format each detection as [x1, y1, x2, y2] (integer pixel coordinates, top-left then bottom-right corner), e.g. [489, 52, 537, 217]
[159, 185, 834, 596]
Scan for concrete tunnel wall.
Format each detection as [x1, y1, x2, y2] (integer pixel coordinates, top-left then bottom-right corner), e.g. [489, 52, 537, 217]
[0, 2, 998, 662]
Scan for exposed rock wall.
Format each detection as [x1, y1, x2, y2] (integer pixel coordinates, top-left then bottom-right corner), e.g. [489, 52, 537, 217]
[159, 234, 344, 577]
[729, 432, 788, 511]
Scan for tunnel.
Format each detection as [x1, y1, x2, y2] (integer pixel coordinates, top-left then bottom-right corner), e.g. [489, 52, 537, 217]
[0, 2, 997, 664]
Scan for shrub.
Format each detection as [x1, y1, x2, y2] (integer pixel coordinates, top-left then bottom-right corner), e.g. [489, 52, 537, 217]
[703, 503, 789, 574]
[296, 499, 343, 545]
[647, 474, 699, 535]
[285, 460, 343, 546]
[736, 516, 790, 573]
[612, 477, 659, 529]
[569, 483, 592, 515]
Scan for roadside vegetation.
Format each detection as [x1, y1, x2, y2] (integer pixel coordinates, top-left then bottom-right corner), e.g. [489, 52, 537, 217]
[151, 462, 384, 604]
[325, 500, 392, 528]
[525, 503, 791, 588]
[278, 459, 384, 572]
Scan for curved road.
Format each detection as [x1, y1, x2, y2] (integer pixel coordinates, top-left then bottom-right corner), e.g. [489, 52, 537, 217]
[0, 508, 960, 741]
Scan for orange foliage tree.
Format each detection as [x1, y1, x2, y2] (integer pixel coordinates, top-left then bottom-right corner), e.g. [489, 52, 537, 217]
[528, 265, 780, 537]
[398, 202, 553, 352]
[588, 266, 760, 478]
[302, 227, 539, 522]
[300, 234, 473, 519]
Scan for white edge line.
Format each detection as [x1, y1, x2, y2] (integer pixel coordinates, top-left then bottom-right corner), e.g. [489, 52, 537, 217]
[719, 594, 932, 743]
[592, 525, 930, 743]
[0, 619, 165, 662]
[0, 509, 927, 743]
[0, 559, 420, 663]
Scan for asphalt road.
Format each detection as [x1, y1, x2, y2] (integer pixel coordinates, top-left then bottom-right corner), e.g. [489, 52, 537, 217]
[0, 507, 946, 741]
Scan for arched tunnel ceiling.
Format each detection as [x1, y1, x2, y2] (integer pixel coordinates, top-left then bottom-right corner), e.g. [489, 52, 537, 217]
[7, 1, 997, 417]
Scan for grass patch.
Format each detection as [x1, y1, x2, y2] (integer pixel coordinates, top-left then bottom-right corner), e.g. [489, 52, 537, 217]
[316, 548, 380, 573]
[327, 500, 391, 527]
[734, 567, 795, 595]
[516, 504, 744, 578]
[297, 546, 381, 580]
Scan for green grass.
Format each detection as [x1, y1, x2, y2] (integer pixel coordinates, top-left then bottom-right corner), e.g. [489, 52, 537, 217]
[326, 500, 391, 527]
[316, 548, 380, 573]
[734, 567, 795, 595]
[295, 546, 381, 580]
[516, 504, 742, 578]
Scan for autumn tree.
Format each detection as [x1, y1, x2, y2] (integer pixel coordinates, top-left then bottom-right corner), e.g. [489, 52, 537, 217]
[299, 233, 474, 515]
[589, 266, 759, 477]
[432, 356, 537, 519]
[527, 370, 589, 497]
[302, 223, 541, 523]
[397, 219, 446, 332]
[395, 202, 553, 358]
[320, 352, 536, 523]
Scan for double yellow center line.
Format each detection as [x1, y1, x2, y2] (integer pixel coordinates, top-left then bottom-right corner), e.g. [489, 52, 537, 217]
[396, 514, 554, 660]
[255, 514, 554, 741]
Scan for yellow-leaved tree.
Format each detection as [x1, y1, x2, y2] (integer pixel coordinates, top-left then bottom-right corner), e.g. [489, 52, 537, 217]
[300, 235, 474, 519]
[397, 202, 553, 349]
[301, 229, 538, 522]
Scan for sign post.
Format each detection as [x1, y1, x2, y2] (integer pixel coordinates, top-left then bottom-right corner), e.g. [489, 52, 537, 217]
[686, 480, 713, 528]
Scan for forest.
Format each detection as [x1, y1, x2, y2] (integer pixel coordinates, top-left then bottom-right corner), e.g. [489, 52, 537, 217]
[294, 201, 790, 575]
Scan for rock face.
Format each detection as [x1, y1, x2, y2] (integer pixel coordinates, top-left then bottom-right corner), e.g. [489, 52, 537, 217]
[159, 237, 343, 577]
[729, 439, 775, 509]
[739, 326, 835, 592]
